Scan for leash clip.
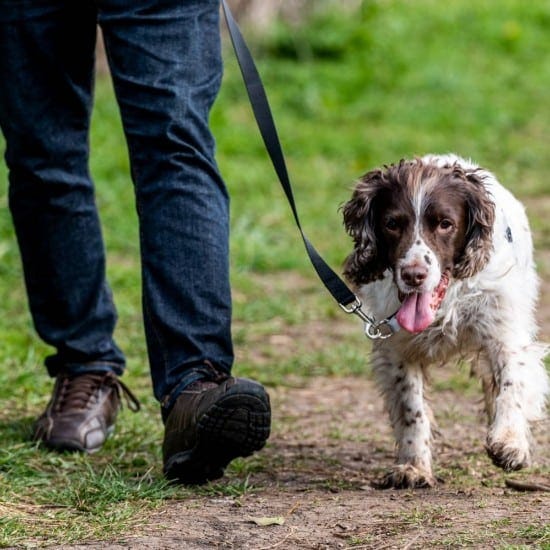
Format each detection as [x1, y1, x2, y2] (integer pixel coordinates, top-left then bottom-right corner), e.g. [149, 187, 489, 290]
[339, 297, 398, 340]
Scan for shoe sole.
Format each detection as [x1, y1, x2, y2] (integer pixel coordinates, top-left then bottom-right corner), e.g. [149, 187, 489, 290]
[163, 382, 271, 485]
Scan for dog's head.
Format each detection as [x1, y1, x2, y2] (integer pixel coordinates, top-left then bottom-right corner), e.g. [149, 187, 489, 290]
[342, 158, 495, 333]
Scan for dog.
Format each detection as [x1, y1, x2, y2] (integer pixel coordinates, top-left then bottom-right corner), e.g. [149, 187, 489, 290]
[342, 154, 549, 488]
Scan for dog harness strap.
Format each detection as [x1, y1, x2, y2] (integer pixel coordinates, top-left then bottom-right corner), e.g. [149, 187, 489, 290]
[221, 1, 396, 339]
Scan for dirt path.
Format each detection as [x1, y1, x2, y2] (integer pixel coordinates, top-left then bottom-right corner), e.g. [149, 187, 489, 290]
[64, 370, 548, 549]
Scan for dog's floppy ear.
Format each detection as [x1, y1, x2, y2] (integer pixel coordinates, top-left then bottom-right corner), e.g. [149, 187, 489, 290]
[342, 169, 389, 286]
[453, 168, 495, 279]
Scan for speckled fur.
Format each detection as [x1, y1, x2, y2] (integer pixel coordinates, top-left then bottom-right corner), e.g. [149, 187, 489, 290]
[343, 154, 549, 488]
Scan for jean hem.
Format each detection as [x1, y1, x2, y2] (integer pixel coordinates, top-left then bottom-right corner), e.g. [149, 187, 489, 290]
[47, 361, 125, 378]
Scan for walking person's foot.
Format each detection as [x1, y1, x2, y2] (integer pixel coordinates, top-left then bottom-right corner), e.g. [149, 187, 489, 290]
[33, 371, 139, 453]
[163, 375, 271, 484]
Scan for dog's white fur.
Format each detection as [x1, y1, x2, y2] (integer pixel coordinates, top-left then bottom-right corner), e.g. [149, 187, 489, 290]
[349, 154, 548, 488]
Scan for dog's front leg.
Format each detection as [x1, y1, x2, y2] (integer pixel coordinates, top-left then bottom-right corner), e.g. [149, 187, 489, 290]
[372, 351, 436, 488]
[484, 342, 548, 471]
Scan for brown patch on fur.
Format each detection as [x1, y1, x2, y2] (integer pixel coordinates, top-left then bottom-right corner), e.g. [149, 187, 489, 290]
[450, 168, 495, 278]
[342, 159, 495, 286]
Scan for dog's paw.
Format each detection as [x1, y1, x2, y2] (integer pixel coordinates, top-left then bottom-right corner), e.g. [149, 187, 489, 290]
[486, 438, 531, 471]
[372, 464, 437, 490]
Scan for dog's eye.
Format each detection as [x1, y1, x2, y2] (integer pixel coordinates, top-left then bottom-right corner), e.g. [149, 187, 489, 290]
[385, 218, 399, 231]
[438, 219, 454, 231]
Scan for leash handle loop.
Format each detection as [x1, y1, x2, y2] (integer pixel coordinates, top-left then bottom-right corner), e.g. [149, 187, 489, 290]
[221, 1, 397, 339]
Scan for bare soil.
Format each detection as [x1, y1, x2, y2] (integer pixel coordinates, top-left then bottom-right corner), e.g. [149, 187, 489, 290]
[68, 370, 549, 549]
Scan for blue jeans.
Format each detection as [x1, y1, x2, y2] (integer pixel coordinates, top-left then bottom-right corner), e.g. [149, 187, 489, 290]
[0, 0, 233, 408]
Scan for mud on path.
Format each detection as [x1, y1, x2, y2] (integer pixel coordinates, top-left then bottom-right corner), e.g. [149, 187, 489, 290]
[72, 370, 548, 549]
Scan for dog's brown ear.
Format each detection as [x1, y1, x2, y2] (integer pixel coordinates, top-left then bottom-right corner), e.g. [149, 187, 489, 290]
[342, 169, 389, 286]
[453, 169, 495, 279]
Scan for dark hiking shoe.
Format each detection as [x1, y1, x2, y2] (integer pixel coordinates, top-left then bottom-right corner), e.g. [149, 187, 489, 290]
[163, 377, 271, 484]
[33, 371, 140, 453]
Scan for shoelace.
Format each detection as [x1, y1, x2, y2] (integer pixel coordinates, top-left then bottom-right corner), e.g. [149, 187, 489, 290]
[52, 372, 140, 413]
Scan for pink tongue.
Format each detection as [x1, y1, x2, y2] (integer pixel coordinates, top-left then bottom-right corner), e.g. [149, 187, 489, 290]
[396, 292, 435, 333]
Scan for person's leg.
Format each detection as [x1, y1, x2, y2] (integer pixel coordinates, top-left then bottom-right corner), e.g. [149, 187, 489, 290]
[99, 0, 270, 482]
[99, 0, 232, 405]
[0, 1, 125, 375]
[0, 1, 130, 452]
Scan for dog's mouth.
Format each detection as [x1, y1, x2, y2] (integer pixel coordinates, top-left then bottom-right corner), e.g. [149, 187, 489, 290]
[396, 271, 450, 333]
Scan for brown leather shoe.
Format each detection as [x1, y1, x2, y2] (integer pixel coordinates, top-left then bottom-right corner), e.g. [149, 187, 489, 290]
[33, 371, 140, 453]
[163, 377, 271, 484]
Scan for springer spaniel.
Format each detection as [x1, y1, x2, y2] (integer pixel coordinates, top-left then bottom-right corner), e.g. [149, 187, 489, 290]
[343, 154, 549, 488]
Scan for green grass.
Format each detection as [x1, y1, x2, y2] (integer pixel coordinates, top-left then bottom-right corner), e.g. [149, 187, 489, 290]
[0, 0, 549, 545]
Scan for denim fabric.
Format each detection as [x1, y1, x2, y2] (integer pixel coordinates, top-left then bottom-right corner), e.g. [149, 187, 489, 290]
[0, 0, 233, 403]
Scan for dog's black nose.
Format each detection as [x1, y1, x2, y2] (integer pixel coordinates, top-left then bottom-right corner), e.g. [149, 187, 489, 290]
[401, 265, 428, 287]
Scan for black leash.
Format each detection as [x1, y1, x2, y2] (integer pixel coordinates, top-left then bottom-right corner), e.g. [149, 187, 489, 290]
[221, 0, 397, 340]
